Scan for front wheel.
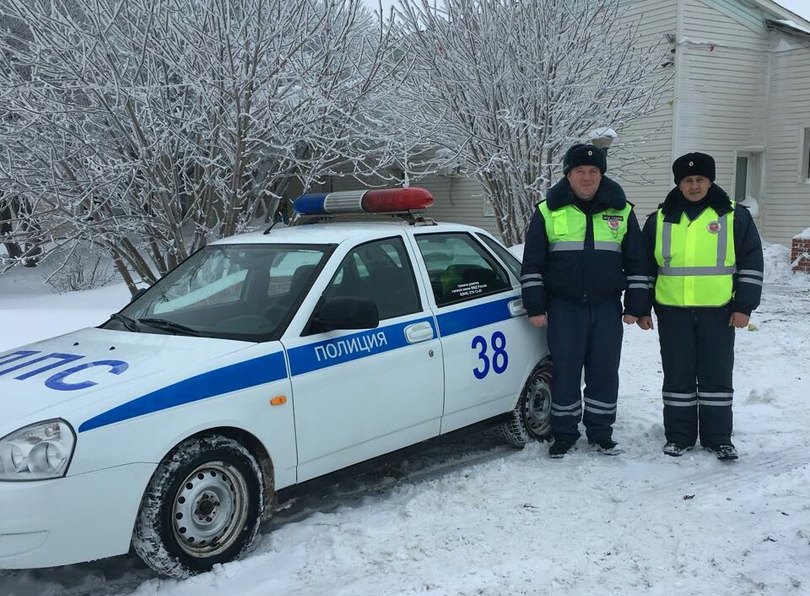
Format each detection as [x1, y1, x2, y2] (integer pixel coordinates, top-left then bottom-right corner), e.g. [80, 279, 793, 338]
[497, 359, 553, 448]
[132, 435, 265, 578]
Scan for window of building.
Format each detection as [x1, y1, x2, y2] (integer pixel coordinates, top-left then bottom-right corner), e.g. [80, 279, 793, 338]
[734, 156, 748, 201]
[483, 196, 495, 217]
[802, 128, 810, 183]
[733, 150, 763, 208]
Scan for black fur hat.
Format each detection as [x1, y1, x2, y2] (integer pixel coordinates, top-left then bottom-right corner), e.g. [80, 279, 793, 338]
[673, 152, 715, 184]
[563, 144, 607, 175]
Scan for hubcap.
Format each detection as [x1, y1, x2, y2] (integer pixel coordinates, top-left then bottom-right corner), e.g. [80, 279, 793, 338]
[523, 373, 552, 436]
[172, 461, 250, 558]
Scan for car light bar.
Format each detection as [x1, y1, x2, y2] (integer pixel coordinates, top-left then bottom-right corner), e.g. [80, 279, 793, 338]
[293, 187, 434, 216]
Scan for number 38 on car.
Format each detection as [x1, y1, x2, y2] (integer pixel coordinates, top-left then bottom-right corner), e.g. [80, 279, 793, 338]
[0, 188, 551, 578]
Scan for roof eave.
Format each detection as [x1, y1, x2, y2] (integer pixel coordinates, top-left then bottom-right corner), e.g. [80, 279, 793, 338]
[751, 0, 810, 30]
[765, 18, 810, 39]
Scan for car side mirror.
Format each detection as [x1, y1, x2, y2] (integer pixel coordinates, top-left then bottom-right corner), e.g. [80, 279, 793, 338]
[312, 297, 379, 332]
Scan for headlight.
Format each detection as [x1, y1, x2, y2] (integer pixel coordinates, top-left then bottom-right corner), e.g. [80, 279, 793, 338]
[0, 419, 76, 481]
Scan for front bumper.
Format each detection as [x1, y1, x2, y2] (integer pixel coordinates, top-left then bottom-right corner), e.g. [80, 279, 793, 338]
[0, 463, 156, 569]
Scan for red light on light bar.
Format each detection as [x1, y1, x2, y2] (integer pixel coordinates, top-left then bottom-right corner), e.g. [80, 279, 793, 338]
[292, 187, 434, 217]
[361, 188, 433, 213]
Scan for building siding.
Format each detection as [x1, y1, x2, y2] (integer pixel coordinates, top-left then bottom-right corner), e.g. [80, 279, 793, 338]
[685, 0, 771, 51]
[611, 0, 678, 219]
[672, 0, 769, 194]
[763, 46, 810, 244]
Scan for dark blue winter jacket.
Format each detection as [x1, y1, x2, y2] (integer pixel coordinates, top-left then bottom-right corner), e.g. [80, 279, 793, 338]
[520, 176, 649, 317]
[641, 184, 763, 316]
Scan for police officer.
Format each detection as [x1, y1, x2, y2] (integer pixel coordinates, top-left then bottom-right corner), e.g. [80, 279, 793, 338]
[638, 152, 763, 461]
[521, 144, 649, 458]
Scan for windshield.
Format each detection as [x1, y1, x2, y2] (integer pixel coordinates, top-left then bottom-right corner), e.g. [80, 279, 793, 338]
[105, 243, 331, 341]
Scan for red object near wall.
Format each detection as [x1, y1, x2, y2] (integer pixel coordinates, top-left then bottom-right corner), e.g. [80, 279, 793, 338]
[791, 237, 810, 273]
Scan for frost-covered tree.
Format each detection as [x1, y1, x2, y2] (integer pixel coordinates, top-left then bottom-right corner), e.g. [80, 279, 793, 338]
[393, 0, 670, 244]
[0, 0, 398, 291]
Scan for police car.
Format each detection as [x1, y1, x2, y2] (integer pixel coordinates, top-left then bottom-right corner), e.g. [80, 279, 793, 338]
[0, 188, 551, 578]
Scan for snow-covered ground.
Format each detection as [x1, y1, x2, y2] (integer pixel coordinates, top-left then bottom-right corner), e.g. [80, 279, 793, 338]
[1, 243, 809, 596]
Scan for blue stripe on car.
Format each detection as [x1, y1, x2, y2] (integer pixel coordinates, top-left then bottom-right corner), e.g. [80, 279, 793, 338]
[78, 295, 516, 432]
[436, 296, 514, 337]
[78, 351, 288, 432]
[287, 317, 435, 376]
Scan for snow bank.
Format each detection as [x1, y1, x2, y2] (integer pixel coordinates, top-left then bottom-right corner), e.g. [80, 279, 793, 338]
[762, 242, 797, 284]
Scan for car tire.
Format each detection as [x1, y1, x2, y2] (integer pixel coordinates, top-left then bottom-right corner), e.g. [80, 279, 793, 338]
[497, 358, 553, 448]
[132, 434, 265, 578]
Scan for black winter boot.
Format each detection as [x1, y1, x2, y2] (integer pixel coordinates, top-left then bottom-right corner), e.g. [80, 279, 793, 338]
[548, 438, 576, 459]
[705, 444, 738, 461]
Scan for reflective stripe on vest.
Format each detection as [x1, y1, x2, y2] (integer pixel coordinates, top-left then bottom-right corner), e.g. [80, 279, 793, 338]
[654, 205, 736, 306]
[538, 201, 630, 253]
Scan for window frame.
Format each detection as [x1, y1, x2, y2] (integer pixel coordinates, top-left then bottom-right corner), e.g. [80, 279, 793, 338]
[414, 231, 512, 308]
[317, 236, 423, 323]
[801, 127, 810, 185]
[732, 148, 764, 205]
[482, 195, 496, 217]
[475, 232, 522, 281]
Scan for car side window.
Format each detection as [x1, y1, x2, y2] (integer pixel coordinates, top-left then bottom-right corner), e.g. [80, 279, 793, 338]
[416, 233, 511, 306]
[266, 251, 324, 299]
[476, 233, 522, 280]
[322, 237, 421, 320]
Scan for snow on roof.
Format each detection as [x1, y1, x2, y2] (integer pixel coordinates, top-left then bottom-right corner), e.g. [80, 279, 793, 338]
[779, 19, 810, 34]
[766, 18, 810, 37]
[761, 0, 810, 29]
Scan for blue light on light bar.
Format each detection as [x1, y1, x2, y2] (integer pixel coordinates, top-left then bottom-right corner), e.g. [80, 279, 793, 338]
[293, 188, 433, 216]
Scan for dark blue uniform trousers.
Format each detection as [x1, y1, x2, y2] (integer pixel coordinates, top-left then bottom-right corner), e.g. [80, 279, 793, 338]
[655, 303, 735, 447]
[547, 297, 623, 442]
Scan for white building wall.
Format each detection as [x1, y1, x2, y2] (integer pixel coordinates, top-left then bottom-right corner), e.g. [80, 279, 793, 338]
[671, 0, 770, 198]
[610, 0, 679, 220]
[421, 175, 499, 235]
[763, 44, 810, 245]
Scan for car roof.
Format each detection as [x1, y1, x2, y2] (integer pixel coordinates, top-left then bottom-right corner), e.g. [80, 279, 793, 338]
[210, 220, 490, 247]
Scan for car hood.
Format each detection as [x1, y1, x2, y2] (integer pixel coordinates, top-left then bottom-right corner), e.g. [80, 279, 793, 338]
[0, 327, 256, 436]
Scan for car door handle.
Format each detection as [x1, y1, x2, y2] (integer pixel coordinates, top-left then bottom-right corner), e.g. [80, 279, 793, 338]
[508, 299, 526, 317]
[404, 321, 434, 344]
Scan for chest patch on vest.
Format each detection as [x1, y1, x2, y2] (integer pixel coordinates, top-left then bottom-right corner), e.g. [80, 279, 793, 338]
[707, 221, 721, 233]
[603, 214, 623, 230]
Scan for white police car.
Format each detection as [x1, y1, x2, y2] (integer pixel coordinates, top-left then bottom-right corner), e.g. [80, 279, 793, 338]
[0, 188, 551, 578]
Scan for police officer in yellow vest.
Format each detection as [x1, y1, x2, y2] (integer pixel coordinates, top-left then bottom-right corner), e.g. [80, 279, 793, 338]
[521, 144, 649, 458]
[638, 152, 763, 461]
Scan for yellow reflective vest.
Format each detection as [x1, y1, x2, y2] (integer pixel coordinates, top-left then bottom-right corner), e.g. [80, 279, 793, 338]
[538, 201, 631, 254]
[654, 205, 736, 306]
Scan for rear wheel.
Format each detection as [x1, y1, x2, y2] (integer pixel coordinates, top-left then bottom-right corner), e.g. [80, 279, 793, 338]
[497, 359, 552, 448]
[132, 435, 265, 578]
